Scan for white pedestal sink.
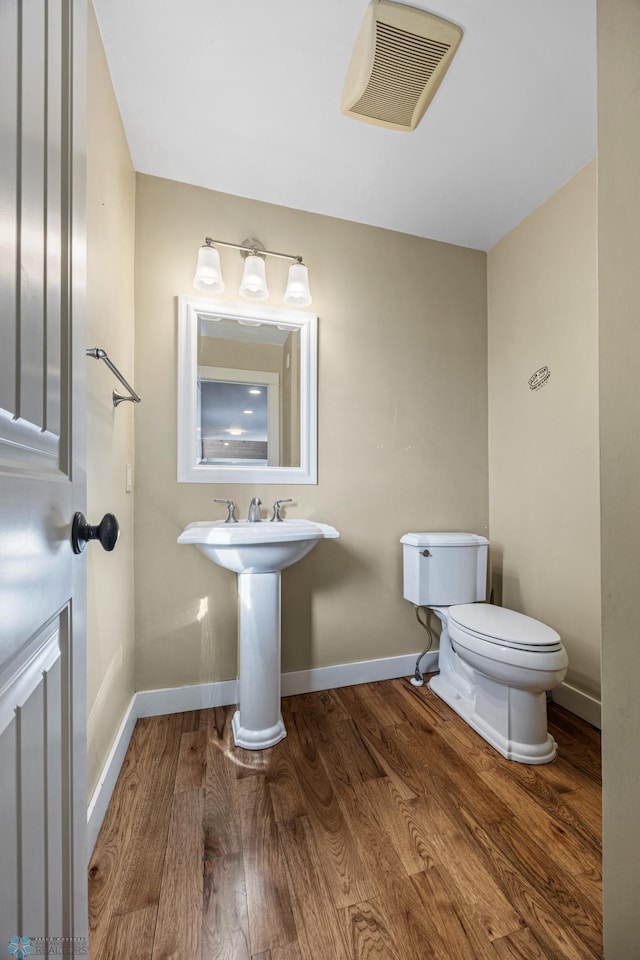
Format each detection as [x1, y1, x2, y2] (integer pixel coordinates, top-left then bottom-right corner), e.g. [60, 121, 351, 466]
[178, 519, 339, 749]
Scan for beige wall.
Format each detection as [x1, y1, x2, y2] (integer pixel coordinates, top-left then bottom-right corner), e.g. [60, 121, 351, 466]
[199, 335, 283, 373]
[598, 0, 640, 953]
[487, 161, 601, 712]
[133, 174, 488, 691]
[86, 5, 136, 796]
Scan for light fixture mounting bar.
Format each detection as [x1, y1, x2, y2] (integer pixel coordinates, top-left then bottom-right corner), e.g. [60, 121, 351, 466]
[204, 236, 303, 263]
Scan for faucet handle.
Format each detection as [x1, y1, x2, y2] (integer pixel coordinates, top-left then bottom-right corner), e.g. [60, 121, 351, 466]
[270, 498, 293, 522]
[214, 498, 238, 523]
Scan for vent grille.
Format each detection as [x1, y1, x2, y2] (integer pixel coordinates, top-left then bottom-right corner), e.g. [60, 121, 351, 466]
[341, 1, 463, 132]
[352, 22, 451, 127]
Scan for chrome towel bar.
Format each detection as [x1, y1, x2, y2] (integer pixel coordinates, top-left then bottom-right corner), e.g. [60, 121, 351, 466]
[86, 348, 141, 407]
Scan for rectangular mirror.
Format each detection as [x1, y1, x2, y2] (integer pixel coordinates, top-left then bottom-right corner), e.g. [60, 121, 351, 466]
[177, 297, 317, 483]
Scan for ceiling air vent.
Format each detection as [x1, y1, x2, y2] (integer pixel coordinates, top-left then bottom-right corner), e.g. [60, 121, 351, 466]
[342, 0, 463, 132]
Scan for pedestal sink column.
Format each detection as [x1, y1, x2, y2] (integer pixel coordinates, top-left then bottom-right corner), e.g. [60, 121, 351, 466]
[178, 519, 339, 751]
[232, 570, 287, 749]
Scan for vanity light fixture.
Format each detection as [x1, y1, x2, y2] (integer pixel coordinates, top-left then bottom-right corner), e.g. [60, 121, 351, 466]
[283, 261, 312, 306]
[193, 236, 312, 306]
[193, 244, 225, 293]
[239, 249, 269, 301]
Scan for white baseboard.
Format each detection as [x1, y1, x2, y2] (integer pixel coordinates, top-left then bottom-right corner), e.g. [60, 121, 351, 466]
[86, 651, 436, 853]
[281, 652, 438, 696]
[552, 680, 601, 729]
[136, 679, 238, 718]
[86, 696, 138, 856]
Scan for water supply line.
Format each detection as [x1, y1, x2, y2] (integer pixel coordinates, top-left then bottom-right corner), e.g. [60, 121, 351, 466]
[411, 605, 435, 687]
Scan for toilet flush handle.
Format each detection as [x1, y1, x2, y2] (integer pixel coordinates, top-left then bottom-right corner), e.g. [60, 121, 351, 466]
[421, 549, 431, 557]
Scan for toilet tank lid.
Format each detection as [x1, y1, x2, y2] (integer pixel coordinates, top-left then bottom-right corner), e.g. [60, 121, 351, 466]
[400, 532, 489, 547]
[449, 603, 561, 647]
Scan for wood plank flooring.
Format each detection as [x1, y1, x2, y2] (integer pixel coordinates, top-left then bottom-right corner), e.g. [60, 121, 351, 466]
[88, 678, 602, 960]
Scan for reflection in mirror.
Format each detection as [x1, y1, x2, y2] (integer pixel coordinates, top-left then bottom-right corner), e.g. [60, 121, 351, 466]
[198, 315, 299, 467]
[199, 377, 273, 464]
[178, 297, 317, 484]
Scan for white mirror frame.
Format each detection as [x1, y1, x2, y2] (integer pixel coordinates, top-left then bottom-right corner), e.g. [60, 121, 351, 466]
[177, 296, 317, 484]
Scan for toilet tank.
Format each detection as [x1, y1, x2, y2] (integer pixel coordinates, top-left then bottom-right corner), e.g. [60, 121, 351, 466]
[400, 532, 488, 606]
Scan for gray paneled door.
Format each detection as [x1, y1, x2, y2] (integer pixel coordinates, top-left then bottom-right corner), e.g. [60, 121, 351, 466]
[0, 0, 88, 954]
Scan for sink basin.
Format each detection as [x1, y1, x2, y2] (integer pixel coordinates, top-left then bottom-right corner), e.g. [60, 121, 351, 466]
[178, 519, 339, 573]
[178, 517, 339, 749]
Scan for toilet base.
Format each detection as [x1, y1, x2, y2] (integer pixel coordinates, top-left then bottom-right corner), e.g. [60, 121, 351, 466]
[429, 671, 558, 765]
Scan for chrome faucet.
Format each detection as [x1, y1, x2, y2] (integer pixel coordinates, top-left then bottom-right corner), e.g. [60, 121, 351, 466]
[270, 498, 293, 522]
[248, 497, 262, 522]
[214, 498, 238, 523]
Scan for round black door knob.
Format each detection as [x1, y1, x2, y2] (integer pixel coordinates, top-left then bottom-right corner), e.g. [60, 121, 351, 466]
[71, 512, 120, 554]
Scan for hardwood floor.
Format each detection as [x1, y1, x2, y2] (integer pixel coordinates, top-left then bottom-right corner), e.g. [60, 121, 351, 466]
[88, 677, 602, 959]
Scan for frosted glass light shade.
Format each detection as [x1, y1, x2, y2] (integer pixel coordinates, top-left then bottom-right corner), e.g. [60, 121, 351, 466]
[284, 262, 312, 306]
[193, 245, 224, 293]
[239, 255, 269, 301]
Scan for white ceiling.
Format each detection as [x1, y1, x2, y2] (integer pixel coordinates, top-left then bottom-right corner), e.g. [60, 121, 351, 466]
[93, 0, 596, 252]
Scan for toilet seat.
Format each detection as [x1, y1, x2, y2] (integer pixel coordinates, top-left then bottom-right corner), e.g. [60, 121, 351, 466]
[448, 603, 563, 654]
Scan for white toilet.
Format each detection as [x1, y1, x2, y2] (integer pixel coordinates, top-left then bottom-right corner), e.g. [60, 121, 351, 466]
[401, 532, 569, 764]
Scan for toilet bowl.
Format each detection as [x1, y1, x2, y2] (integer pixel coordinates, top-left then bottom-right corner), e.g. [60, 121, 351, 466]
[401, 533, 569, 764]
[429, 602, 568, 763]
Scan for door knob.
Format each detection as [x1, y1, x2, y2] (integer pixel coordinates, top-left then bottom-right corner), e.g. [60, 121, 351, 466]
[71, 512, 120, 554]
